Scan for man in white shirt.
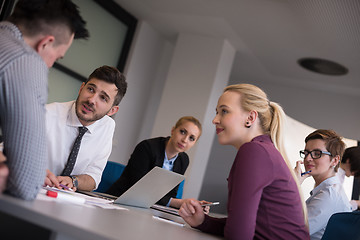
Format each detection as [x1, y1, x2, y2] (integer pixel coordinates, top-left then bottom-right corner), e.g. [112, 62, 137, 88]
[44, 65, 127, 191]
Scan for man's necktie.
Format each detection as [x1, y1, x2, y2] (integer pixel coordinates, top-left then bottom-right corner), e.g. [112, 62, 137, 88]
[61, 126, 88, 176]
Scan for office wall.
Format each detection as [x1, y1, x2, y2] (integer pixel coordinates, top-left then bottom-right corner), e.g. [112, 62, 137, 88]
[108, 21, 175, 164]
[150, 34, 235, 199]
[48, 68, 82, 103]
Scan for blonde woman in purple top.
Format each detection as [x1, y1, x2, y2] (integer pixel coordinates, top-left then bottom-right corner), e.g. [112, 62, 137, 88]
[179, 84, 309, 239]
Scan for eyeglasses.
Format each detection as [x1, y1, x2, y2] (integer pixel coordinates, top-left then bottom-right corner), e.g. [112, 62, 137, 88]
[299, 150, 332, 159]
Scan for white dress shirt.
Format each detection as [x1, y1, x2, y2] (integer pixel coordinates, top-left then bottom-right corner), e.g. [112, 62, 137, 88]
[337, 167, 358, 210]
[306, 176, 352, 240]
[162, 151, 178, 206]
[337, 167, 346, 184]
[162, 151, 178, 171]
[46, 101, 115, 188]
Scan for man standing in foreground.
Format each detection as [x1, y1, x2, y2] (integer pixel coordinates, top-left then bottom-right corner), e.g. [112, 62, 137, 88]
[0, 0, 89, 200]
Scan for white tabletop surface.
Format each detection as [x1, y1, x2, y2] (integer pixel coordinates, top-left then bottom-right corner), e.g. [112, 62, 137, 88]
[0, 191, 224, 240]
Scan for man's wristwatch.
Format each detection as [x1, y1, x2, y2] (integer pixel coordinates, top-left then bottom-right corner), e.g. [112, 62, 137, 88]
[70, 175, 78, 188]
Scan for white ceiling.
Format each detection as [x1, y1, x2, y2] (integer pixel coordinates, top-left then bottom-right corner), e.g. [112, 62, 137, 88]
[114, 0, 360, 139]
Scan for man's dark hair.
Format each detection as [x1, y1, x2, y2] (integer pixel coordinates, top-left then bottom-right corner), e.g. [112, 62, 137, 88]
[86, 66, 127, 106]
[7, 0, 89, 40]
[342, 146, 360, 177]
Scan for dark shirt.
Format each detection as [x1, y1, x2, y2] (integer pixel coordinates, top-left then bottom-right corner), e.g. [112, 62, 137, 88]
[106, 137, 189, 206]
[197, 135, 309, 240]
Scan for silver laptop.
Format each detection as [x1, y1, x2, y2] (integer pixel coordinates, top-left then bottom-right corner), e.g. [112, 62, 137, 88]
[113, 166, 185, 208]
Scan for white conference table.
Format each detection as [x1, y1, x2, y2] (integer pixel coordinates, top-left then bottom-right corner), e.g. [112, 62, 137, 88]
[0, 192, 224, 240]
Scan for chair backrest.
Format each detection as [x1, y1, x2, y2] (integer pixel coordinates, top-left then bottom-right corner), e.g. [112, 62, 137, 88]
[321, 211, 360, 240]
[95, 161, 125, 193]
[176, 180, 185, 199]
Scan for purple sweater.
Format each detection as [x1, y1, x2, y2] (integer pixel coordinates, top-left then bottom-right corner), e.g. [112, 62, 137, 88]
[197, 135, 309, 240]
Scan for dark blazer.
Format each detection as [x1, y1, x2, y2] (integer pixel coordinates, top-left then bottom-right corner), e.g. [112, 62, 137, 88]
[106, 137, 189, 206]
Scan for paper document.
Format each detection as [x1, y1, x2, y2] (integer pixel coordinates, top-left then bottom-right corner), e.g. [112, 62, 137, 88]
[39, 187, 127, 210]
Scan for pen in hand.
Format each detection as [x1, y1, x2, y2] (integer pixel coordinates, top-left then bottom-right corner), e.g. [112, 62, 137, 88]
[200, 202, 220, 207]
[59, 183, 73, 191]
[301, 170, 312, 176]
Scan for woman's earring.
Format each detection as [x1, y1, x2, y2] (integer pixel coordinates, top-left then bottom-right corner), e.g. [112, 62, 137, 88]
[245, 122, 251, 128]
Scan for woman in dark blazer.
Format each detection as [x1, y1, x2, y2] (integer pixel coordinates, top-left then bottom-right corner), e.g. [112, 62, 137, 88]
[106, 116, 202, 207]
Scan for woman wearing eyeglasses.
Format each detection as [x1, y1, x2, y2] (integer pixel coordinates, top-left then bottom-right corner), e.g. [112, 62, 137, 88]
[295, 129, 352, 240]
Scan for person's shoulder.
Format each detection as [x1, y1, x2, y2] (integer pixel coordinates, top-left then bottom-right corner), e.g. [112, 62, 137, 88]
[178, 151, 189, 161]
[250, 135, 273, 148]
[144, 136, 167, 143]
[236, 138, 272, 168]
[323, 177, 347, 196]
[99, 114, 115, 126]
[240, 139, 268, 155]
[139, 137, 165, 146]
[313, 177, 342, 198]
[1, 44, 46, 81]
[315, 182, 351, 211]
[0, 23, 43, 66]
[244, 135, 282, 160]
[88, 115, 115, 136]
[135, 137, 166, 151]
[0, 23, 26, 53]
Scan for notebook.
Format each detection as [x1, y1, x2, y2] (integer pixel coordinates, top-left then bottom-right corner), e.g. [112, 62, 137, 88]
[104, 166, 183, 208]
[113, 166, 185, 208]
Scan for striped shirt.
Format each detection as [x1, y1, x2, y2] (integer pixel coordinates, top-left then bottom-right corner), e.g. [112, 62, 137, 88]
[0, 22, 48, 200]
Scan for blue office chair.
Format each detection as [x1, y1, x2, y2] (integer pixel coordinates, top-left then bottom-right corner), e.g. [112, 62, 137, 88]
[176, 180, 185, 199]
[321, 211, 360, 240]
[95, 161, 125, 193]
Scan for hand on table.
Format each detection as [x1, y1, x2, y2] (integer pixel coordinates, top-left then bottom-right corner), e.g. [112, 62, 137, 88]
[171, 198, 211, 214]
[44, 170, 76, 191]
[198, 200, 211, 214]
[179, 198, 205, 227]
[44, 169, 60, 188]
[57, 176, 76, 191]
